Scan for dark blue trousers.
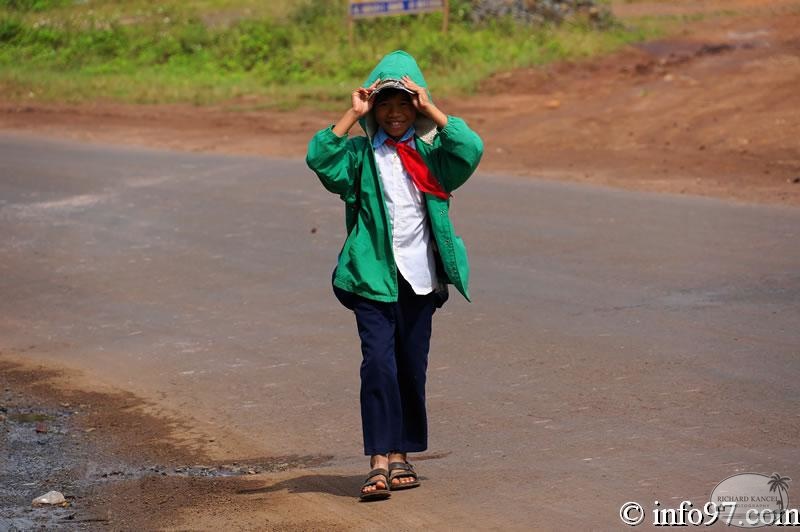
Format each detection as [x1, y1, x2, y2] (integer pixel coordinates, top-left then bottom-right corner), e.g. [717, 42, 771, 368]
[337, 274, 435, 456]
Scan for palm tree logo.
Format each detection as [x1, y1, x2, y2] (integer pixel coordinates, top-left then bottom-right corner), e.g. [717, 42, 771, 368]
[768, 473, 791, 511]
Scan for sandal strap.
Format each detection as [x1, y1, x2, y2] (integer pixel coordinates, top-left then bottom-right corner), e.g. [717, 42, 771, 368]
[388, 463, 418, 480]
[364, 467, 389, 483]
[388, 461, 415, 472]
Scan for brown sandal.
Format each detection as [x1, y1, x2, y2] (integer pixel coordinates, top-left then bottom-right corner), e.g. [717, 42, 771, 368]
[388, 461, 420, 490]
[359, 468, 391, 501]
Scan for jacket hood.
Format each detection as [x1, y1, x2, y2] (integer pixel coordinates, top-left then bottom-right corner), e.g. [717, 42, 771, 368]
[360, 50, 438, 145]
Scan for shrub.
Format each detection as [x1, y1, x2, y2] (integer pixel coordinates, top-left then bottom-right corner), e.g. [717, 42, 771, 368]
[0, 16, 23, 42]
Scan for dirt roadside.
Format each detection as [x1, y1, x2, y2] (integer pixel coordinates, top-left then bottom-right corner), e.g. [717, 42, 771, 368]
[0, 353, 340, 531]
[1, 0, 799, 206]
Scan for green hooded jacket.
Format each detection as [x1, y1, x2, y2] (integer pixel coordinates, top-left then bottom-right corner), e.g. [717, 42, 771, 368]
[306, 50, 484, 303]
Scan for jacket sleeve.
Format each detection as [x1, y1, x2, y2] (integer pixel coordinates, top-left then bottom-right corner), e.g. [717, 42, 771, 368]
[306, 126, 362, 198]
[433, 116, 484, 192]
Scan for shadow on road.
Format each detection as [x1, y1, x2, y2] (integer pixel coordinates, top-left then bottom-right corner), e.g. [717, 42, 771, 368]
[238, 474, 370, 498]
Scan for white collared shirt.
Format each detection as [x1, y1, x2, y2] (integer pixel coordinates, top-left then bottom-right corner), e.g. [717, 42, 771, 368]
[373, 127, 437, 295]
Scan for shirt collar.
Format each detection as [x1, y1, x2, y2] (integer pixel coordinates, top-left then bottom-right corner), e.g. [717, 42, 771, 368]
[373, 126, 415, 149]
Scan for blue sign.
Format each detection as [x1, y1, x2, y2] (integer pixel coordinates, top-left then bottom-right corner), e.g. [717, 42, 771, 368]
[349, 0, 445, 19]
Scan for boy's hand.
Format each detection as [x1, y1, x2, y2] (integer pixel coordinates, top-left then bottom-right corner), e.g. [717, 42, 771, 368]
[402, 76, 448, 129]
[333, 79, 380, 137]
[351, 79, 380, 118]
[401, 76, 433, 114]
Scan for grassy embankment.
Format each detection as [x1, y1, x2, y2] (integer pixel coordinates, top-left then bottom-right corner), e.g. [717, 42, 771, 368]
[0, 0, 668, 109]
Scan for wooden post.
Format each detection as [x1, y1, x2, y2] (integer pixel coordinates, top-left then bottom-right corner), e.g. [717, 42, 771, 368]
[442, 0, 449, 35]
[348, 14, 354, 46]
[345, 0, 354, 47]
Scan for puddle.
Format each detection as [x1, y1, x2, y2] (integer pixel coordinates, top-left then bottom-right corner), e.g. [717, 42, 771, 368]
[627, 40, 742, 76]
[636, 39, 708, 58]
[634, 40, 736, 63]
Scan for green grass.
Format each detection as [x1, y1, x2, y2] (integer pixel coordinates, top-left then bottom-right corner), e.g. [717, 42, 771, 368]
[0, 0, 297, 19]
[0, 0, 666, 110]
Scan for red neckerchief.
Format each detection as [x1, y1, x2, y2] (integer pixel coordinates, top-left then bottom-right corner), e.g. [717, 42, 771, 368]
[384, 137, 450, 200]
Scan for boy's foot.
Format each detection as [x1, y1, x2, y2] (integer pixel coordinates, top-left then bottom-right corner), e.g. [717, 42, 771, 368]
[360, 454, 390, 501]
[388, 452, 420, 490]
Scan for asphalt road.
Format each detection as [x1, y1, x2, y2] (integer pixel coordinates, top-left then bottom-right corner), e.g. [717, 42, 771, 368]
[1, 133, 799, 529]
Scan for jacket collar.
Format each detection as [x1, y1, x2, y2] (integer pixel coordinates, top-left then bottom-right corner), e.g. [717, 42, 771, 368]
[372, 126, 416, 149]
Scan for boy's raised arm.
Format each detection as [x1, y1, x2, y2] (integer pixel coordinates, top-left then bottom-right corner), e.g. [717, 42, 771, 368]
[306, 81, 379, 197]
[433, 117, 484, 192]
[332, 109, 362, 138]
[401, 76, 483, 192]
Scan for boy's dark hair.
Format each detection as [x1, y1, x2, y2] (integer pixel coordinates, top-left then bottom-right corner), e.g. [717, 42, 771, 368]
[373, 88, 413, 106]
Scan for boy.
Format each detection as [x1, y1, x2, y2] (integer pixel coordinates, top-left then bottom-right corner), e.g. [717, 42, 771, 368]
[306, 50, 483, 501]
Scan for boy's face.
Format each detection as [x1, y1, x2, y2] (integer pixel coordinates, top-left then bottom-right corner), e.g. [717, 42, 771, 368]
[373, 91, 417, 139]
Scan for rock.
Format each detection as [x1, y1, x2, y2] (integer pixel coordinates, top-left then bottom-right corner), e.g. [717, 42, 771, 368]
[545, 99, 561, 109]
[32, 490, 66, 507]
[35, 421, 47, 433]
[788, 177, 800, 184]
